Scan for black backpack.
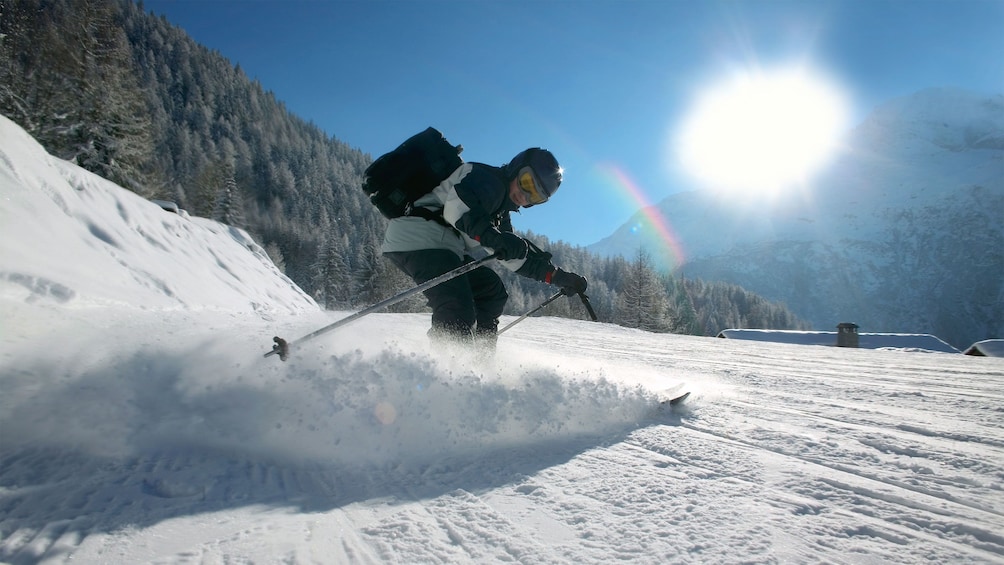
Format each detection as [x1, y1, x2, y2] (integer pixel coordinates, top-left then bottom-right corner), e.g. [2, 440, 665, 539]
[362, 127, 464, 219]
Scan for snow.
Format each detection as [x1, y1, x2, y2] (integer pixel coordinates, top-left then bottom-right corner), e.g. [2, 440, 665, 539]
[2, 114, 1004, 564]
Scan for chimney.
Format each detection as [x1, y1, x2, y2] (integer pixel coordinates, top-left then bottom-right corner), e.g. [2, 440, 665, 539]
[837, 323, 859, 348]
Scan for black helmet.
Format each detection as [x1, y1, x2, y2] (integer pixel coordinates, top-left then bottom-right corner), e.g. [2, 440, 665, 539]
[507, 148, 562, 204]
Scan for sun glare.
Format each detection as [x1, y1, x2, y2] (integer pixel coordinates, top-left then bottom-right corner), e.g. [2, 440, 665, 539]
[676, 67, 849, 196]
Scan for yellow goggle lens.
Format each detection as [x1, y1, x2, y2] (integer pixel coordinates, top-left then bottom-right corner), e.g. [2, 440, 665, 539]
[518, 169, 547, 204]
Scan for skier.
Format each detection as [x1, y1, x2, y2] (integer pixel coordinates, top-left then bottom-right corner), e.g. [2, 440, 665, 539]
[381, 147, 588, 350]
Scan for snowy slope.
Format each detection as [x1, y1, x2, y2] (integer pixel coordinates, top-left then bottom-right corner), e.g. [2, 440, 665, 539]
[589, 89, 1004, 348]
[0, 115, 316, 314]
[2, 115, 1004, 564]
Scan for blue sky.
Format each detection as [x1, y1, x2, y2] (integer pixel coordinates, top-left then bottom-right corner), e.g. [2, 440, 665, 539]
[143, 0, 1003, 247]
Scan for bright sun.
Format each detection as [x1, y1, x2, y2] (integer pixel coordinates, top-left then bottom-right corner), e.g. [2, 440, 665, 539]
[676, 67, 849, 195]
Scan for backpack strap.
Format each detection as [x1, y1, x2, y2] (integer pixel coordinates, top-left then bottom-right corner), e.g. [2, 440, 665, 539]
[407, 206, 459, 233]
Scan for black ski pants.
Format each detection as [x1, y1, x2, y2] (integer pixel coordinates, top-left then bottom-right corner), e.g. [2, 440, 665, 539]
[384, 249, 507, 340]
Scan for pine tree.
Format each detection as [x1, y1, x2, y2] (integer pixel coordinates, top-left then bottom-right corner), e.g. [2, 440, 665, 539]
[1, 0, 158, 194]
[213, 173, 246, 228]
[353, 242, 386, 306]
[264, 241, 286, 273]
[666, 277, 700, 334]
[191, 161, 229, 217]
[69, 2, 155, 194]
[320, 234, 351, 310]
[0, 0, 36, 127]
[615, 248, 671, 332]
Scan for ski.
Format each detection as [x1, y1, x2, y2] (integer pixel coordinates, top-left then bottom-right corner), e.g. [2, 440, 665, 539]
[666, 391, 691, 406]
[653, 391, 691, 416]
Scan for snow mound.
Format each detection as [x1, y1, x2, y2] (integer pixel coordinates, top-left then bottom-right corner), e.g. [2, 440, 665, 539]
[0, 114, 316, 314]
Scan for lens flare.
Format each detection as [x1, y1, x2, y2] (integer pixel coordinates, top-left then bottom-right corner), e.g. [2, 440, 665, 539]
[599, 164, 685, 269]
[374, 401, 397, 425]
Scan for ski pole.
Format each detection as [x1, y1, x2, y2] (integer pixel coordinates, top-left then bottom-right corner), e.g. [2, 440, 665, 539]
[498, 290, 565, 335]
[498, 289, 599, 336]
[265, 254, 497, 361]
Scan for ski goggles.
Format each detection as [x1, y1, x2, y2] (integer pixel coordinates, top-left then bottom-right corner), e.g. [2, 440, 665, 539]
[517, 167, 550, 205]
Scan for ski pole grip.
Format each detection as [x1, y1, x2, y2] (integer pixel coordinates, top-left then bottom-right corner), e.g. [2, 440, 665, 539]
[264, 336, 289, 361]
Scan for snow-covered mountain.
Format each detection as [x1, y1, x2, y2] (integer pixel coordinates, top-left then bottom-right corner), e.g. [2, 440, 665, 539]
[2, 114, 1004, 563]
[590, 89, 1004, 348]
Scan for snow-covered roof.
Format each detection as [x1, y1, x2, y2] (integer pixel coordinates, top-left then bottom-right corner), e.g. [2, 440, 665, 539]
[963, 339, 1004, 357]
[717, 329, 960, 353]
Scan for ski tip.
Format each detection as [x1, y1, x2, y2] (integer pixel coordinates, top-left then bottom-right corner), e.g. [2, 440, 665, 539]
[656, 391, 690, 410]
[668, 391, 691, 406]
[651, 391, 692, 419]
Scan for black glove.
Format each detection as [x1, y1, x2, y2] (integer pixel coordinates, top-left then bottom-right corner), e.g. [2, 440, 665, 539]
[490, 232, 529, 261]
[550, 268, 587, 295]
[515, 247, 553, 281]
